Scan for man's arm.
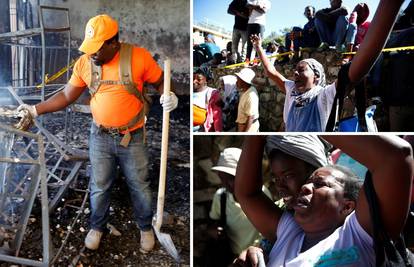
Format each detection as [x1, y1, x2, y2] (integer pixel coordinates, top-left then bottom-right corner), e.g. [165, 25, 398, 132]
[228, 1, 248, 18]
[235, 136, 283, 242]
[315, 8, 332, 21]
[237, 116, 253, 132]
[322, 135, 413, 239]
[228, 1, 237, 15]
[244, 116, 254, 132]
[246, 2, 268, 14]
[349, 0, 404, 83]
[237, 123, 247, 132]
[315, 7, 347, 24]
[325, 7, 348, 20]
[35, 83, 86, 115]
[150, 72, 174, 95]
[251, 34, 287, 94]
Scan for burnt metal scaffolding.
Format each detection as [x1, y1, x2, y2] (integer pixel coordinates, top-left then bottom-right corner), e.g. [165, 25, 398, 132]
[0, 5, 73, 102]
[0, 123, 50, 267]
[0, 4, 91, 266]
[1, 86, 89, 211]
[0, 4, 86, 143]
[0, 85, 88, 266]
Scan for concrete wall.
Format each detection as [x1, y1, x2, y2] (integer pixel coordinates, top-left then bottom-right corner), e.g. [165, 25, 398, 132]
[193, 26, 232, 51]
[37, 0, 190, 93]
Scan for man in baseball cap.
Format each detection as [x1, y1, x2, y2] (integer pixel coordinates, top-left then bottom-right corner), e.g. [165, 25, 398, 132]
[79, 14, 119, 55]
[234, 68, 260, 132]
[15, 14, 179, 252]
[207, 147, 269, 265]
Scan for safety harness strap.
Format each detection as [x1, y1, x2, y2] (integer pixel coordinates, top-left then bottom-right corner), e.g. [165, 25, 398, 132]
[119, 43, 145, 103]
[88, 43, 148, 147]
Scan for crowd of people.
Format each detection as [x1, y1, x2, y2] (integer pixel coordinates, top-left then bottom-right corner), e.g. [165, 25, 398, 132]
[193, 0, 414, 132]
[194, 0, 414, 265]
[195, 0, 372, 66]
[197, 134, 414, 266]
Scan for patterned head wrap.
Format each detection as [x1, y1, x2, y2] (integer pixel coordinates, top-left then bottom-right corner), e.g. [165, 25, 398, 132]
[301, 58, 326, 87]
[265, 135, 331, 168]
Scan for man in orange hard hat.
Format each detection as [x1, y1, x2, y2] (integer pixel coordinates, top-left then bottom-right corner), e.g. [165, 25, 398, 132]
[16, 14, 178, 252]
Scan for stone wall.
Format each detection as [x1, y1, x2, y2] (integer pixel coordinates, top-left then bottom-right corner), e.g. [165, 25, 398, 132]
[213, 50, 344, 131]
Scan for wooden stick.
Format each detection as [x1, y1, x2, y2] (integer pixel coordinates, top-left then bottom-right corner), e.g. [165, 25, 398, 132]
[155, 58, 171, 231]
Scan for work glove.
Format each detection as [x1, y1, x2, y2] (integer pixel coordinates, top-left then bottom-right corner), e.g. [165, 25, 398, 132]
[14, 104, 38, 131]
[160, 92, 178, 113]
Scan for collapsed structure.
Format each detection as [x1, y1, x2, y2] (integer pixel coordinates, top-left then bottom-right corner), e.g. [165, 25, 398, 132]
[0, 86, 89, 266]
[0, 4, 89, 266]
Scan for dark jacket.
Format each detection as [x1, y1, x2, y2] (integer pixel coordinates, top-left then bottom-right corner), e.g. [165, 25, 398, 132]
[315, 6, 348, 28]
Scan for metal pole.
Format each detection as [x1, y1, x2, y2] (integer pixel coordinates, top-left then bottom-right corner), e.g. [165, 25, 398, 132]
[38, 135, 51, 265]
[38, 6, 45, 102]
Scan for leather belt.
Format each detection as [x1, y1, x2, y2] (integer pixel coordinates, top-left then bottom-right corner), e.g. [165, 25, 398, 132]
[93, 120, 144, 147]
[98, 125, 141, 137]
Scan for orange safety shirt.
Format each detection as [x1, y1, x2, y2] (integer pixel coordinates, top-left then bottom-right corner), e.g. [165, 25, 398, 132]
[69, 46, 162, 131]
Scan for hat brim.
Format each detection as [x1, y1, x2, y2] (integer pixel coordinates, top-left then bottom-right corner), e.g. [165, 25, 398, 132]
[79, 39, 104, 55]
[211, 166, 236, 177]
[235, 73, 252, 85]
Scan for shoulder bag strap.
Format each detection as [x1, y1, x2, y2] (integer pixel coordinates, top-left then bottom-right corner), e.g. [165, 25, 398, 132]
[220, 190, 227, 228]
[364, 171, 385, 265]
[355, 81, 367, 131]
[326, 62, 351, 131]
[364, 171, 411, 266]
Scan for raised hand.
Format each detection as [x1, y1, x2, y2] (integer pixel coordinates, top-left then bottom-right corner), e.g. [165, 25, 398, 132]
[250, 34, 262, 49]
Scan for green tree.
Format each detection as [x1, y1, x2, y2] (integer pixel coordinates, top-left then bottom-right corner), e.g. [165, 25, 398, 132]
[263, 27, 292, 48]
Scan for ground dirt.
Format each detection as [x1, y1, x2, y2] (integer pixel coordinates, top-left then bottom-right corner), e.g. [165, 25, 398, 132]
[1, 96, 190, 267]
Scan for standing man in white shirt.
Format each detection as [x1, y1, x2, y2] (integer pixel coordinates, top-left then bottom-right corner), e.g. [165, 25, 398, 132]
[245, 0, 271, 61]
[235, 68, 260, 132]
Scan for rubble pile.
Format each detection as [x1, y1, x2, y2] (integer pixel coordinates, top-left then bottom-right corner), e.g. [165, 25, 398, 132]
[1, 96, 190, 266]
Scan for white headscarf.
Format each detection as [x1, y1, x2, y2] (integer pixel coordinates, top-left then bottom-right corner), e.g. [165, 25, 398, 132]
[220, 75, 238, 100]
[301, 58, 326, 87]
[291, 58, 327, 106]
[265, 135, 331, 168]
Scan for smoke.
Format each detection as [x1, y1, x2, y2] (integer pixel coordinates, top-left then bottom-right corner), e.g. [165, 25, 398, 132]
[0, 44, 12, 87]
[0, 129, 17, 252]
[0, 89, 14, 106]
[0, 128, 37, 253]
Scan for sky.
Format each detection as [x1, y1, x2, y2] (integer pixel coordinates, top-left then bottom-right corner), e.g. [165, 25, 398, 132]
[194, 0, 411, 37]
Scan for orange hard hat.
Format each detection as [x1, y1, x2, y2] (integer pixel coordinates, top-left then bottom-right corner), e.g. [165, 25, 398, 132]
[79, 14, 118, 55]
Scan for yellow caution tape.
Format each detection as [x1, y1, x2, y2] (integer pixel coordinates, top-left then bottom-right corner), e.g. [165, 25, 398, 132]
[220, 45, 414, 69]
[221, 51, 295, 69]
[342, 45, 414, 56]
[36, 58, 78, 88]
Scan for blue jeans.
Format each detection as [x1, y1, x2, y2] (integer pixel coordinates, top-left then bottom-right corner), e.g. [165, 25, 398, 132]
[88, 124, 152, 232]
[345, 22, 357, 45]
[232, 28, 248, 62]
[246, 23, 265, 60]
[315, 16, 348, 46]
